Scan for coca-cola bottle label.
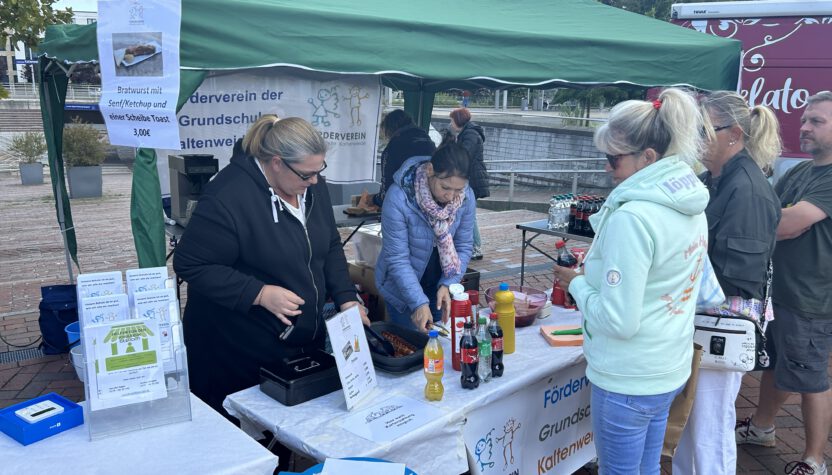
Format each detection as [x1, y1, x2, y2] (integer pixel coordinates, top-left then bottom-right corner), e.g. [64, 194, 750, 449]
[461, 348, 479, 364]
[424, 357, 444, 373]
[492, 337, 503, 351]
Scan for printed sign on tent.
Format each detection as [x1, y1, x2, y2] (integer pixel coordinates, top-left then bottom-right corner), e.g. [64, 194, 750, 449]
[97, 0, 181, 148]
[153, 68, 382, 193]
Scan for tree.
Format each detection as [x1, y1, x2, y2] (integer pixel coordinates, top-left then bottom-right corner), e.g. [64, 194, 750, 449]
[0, 0, 73, 49]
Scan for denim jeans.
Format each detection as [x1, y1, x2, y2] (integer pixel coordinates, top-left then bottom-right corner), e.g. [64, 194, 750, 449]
[591, 384, 684, 475]
[472, 213, 481, 251]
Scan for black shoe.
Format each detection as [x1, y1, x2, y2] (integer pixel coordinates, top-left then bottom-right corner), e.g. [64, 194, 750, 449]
[471, 252, 483, 261]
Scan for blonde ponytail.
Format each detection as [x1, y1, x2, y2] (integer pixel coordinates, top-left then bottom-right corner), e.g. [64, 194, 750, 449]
[747, 106, 782, 170]
[242, 115, 326, 164]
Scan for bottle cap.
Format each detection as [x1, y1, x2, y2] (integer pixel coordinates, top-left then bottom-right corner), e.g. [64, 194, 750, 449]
[478, 316, 487, 324]
[490, 312, 498, 320]
[463, 321, 473, 329]
[555, 241, 565, 249]
[449, 283, 465, 297]
[499, 282, 509, 291]
[429, 329, 438, 338]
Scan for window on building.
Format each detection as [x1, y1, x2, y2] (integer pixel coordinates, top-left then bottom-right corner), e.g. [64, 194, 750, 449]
[86, 18, 97, 24]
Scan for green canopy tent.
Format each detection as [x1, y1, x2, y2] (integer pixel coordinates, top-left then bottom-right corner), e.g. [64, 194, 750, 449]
[37, 0, 740, 279]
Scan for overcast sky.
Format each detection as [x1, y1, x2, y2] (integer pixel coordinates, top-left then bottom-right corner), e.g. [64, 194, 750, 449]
[55, 0, 98, 12]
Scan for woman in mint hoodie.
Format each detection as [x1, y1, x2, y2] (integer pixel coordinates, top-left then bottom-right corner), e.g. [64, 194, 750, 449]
[554, 88, 711, 474]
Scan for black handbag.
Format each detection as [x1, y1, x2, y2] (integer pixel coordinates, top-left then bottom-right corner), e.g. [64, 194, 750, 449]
[37, 284, 78, 355]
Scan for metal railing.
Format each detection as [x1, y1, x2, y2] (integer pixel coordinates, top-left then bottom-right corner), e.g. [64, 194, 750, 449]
[484, 157, 608, 204]
[2, 82, 101, 101]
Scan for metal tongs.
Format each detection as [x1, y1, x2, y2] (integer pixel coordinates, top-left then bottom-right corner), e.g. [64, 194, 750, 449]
[364, 325, 395, 356]
[428, 322, 451, 339]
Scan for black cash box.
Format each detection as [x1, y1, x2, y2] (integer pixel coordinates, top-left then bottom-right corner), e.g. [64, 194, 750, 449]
[259, 350, 342, 406]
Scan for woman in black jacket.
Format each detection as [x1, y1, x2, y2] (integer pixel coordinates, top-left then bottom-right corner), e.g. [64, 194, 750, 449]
[372, 109, 436, 208]
[174, 115, 367, 418]
[450, 108, 489, 259]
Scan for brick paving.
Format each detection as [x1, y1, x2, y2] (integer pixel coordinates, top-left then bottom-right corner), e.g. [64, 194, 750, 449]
[0, 169, 829, 474]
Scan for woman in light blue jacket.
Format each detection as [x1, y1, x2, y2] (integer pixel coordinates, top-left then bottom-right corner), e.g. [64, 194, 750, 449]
[375, 143, 476, 332]
[554, 88, 712, 475]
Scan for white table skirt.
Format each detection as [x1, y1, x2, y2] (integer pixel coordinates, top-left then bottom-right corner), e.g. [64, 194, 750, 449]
[224, 307, 585, 475]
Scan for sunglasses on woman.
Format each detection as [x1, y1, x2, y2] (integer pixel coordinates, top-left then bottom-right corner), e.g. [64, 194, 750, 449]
[605, 152, 640, 170]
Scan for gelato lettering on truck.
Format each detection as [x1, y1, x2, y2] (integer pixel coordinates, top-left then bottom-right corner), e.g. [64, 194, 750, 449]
[671, 1, 832, 159]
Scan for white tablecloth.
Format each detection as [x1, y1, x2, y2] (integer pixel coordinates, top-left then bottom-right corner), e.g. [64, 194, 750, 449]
[224, 307, 585, 475]
[1, 393, 277, 475]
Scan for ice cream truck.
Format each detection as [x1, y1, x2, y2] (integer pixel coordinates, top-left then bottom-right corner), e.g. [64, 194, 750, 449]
[671, 1, 832, 179]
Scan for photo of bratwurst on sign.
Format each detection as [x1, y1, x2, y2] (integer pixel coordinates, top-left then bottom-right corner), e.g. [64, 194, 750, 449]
[553, 88, 715, 474]
[173, 115, 368, 418]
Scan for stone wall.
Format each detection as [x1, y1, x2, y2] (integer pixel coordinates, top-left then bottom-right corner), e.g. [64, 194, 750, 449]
[432, 117, 613, 195]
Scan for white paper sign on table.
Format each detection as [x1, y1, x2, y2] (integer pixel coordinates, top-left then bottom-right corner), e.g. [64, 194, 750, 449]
[325, 306, 377, 410]
[339, 395, 444, 444]
[85, 318, 167, 411]
[321, 458, 405, 475]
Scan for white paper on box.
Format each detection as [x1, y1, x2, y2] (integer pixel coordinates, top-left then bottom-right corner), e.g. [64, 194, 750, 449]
[126, 267, 169, 309]
[80, 294, 130, 327]
[85, 318, 167, 411]
[77, 271, 124, 324]
[325, 306, 377, 411]
[77, 271, 124, 298]
[133, 288, 180, 372]
[339, 395, 444, 444]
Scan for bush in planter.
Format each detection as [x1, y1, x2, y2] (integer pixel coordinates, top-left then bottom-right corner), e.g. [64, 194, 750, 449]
[11, 131, 47, 185]
[63, 119, 107, 198]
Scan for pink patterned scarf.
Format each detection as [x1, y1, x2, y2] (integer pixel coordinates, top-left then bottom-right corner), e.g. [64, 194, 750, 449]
[414, 164, 464, 277]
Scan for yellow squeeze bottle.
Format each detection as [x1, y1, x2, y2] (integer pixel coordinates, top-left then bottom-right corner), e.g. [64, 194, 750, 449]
[494, 282, 516, 354]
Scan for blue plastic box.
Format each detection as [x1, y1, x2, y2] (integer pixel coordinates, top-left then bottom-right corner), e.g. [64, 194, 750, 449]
[0, 393, 83, 445]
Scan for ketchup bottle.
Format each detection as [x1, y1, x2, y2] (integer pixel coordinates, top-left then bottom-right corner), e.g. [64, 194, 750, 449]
[448, 283, 470, 372]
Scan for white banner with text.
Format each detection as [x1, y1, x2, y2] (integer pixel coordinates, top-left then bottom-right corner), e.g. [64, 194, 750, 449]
[155, 69, 382, 194]
[97, 0, 181, 148]
[462, 361, 594, 475]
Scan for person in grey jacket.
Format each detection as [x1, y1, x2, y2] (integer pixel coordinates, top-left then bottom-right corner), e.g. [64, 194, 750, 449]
[375, 143, 476, 332]
[450, 108, 489, 259]
[673, 92, 782, 475]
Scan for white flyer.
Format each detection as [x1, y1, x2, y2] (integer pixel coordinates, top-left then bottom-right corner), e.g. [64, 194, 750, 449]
[85, 318, 167, 411]
[97, 0, 181, 148]
[80, 294, 130, 327]
[339, 395, 444, 444]
[77, 271, 124, 299]
[325, 306, 377, 410]
[133, 288, 180, 372]
[125, 266, 169, 309]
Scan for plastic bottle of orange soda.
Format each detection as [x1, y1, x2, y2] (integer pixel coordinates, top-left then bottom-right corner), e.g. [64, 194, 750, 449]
[424, 330, 444, 401]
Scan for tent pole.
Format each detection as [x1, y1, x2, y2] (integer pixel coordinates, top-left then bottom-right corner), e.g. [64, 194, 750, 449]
[42, 71, 75, 284]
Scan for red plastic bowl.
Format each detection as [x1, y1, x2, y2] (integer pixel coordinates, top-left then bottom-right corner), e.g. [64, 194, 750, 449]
[484, 285, 547, 327]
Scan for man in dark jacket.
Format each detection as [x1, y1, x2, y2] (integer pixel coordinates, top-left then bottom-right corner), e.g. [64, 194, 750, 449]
[174, 128, 361, 418]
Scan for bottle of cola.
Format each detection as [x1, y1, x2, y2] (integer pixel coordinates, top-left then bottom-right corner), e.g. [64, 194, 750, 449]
[568, 198, 578, 234]
[460, 321, 480, 389]
[488, 313, 504, 377]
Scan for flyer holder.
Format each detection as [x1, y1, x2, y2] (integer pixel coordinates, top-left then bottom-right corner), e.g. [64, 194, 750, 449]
[79, 274, 191, 440]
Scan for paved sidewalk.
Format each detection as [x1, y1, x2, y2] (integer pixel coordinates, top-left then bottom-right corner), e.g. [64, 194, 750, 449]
[0, 169, 828, 474]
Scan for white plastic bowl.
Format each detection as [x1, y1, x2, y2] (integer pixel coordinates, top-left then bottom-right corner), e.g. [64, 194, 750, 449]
[70, 345, 85, 382]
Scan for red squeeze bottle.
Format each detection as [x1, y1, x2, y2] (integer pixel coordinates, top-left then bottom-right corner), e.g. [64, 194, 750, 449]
[449, 284, 471, 372]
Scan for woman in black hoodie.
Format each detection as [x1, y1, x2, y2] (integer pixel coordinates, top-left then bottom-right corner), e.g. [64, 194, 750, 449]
[174, 115, 367, 418]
